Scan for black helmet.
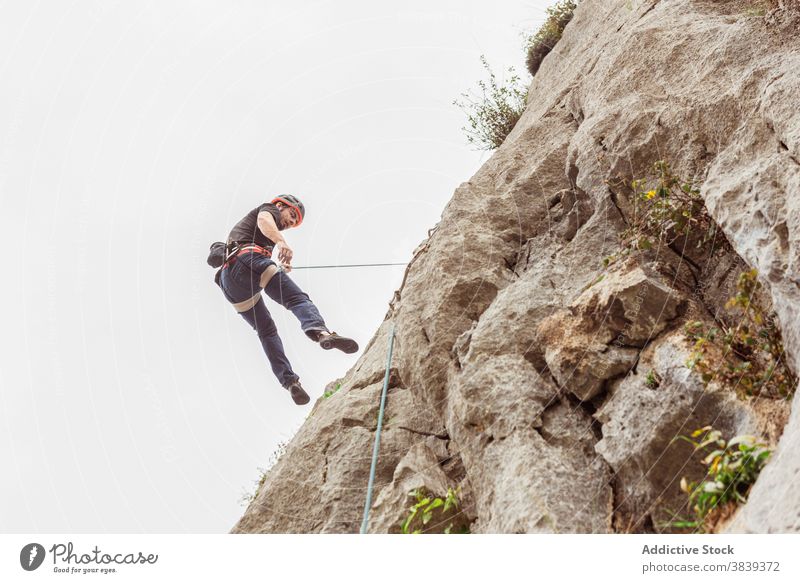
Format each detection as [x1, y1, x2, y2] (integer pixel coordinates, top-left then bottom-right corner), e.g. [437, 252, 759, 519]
[271, 194, 305, 226]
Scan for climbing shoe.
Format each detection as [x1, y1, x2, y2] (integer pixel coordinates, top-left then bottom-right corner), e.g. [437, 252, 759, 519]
[284, 380, 310, 405]
[318, 331, 359, 354]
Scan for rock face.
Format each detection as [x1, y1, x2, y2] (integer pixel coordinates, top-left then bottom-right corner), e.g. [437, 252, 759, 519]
[232, 0, 800, 533]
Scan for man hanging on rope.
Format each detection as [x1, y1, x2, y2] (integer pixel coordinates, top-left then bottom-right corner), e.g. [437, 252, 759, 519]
[211, 195, 359, 405]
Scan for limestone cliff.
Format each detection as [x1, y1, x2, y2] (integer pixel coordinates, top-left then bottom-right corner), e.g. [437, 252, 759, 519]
[232, 0, 800, 533]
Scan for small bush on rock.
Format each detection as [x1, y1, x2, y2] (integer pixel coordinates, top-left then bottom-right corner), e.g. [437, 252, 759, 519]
[685, 269, 796, 399]
[628, 161, 717, 252]
[669, 427, 771, 532]
[525, 0, 578, 76]
[603, 160, 725, 267]
[239, 440, 288, 506]
[645, 370, 660, 389]
[400, 487, 469, 534]
[453, 55, 528, 150]
[322, 382, 342, 399]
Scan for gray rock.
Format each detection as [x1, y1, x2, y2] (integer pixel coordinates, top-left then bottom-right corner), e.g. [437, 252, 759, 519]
[539, 263, 685, 401]
[233, 0, 800, 533]
[595, 333, 761, 532]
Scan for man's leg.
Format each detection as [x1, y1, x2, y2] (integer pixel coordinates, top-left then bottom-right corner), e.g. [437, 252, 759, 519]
[263, 271, 329, 340]
[264, 271, 359, 354]
[218, 258, 310, 405]
[238, 297, 299, 387]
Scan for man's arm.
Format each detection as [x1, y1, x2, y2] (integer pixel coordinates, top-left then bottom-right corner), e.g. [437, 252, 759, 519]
[257, 210, 293, 266]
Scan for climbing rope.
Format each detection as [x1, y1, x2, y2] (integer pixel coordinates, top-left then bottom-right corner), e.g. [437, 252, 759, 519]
[360, 323, 396, 534]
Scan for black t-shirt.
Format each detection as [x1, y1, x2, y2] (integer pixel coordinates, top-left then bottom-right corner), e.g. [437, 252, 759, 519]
[227, 203, 285, 249]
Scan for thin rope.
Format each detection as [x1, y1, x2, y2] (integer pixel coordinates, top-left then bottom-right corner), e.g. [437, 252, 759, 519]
[285, 262, 406, 270]
[360, 323, 396, 534]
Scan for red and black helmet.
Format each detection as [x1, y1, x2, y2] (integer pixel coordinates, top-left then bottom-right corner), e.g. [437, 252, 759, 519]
[271, 194, 305, 226]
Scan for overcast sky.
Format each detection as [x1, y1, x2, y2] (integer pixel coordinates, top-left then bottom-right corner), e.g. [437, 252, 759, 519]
[1, 0, 550, 533]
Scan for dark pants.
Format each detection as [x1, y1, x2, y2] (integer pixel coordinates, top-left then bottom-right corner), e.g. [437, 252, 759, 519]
[216, 251, 328, 386]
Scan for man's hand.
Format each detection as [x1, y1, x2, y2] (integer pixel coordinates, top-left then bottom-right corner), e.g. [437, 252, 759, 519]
[277, 242, 293, 269]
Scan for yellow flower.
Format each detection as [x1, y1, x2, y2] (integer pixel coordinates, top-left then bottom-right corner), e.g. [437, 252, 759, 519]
[644, 189, 657, 200]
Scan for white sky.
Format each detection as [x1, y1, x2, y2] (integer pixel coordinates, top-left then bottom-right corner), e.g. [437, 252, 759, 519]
[0, 0, 550, 533]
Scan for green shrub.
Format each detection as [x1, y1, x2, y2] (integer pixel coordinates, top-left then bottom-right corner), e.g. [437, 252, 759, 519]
[626, 161, 718, 253]
[685, 269, 796, 399]
[239, 440, 288, 506]
[525, 0, 578, 76]
[603, 160, 724, 267]
[453, 55, 528, 150]
[669, 427, 771, 532]
[644, 370, 660, 389]
[322, 382, 342, 399]
[400, 487, 469, 534]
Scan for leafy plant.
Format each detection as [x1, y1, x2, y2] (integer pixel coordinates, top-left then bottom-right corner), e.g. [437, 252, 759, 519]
[400, 487, 469, 534]
[322, 382, 342, 399]
[624, 161, 720, 254]
[602, 161, 726, 268]
[669, 427, 771, 532]
[645, 370, 660, 389]
[685, 269, 796, 399]
[239, 440, 288, 506]
[453, 55, 528, 150]
[525, 0, 578, 76]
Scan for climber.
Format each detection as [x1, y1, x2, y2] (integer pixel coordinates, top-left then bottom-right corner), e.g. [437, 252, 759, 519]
[212, 195, 359, 405]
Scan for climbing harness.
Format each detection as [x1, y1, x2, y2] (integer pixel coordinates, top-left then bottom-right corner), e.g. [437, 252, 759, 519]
[360, 323, 396, 534]
[211, 242, 274, 289]
[221, 243, 272, 270]
[207, 241, 272, 269]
